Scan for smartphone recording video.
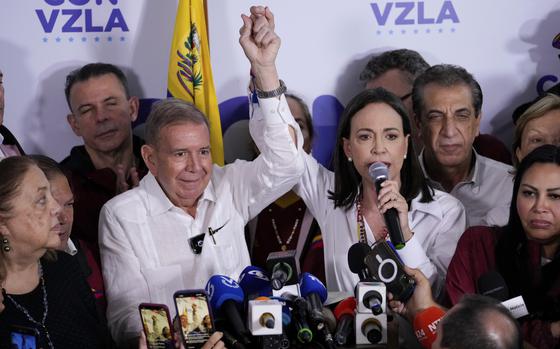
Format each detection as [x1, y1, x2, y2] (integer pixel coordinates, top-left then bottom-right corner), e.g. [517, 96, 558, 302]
[139, 303, 174, 349]
[174, 290, 214, 349]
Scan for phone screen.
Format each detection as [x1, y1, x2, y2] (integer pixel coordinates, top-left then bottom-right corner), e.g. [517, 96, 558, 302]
[174, 291, 213, 349]
[139, 304, 174, 349]
[10, 326, 38, 349]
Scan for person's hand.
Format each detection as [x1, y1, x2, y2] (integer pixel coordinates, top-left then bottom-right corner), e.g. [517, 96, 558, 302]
[239, 6, 280, 91]
[138, 331, 148, 349]
[115, 164, 139, 194]
[388, 266, 440, 322]
[201, 332, 225, 349]
[376, 180, 413, 241]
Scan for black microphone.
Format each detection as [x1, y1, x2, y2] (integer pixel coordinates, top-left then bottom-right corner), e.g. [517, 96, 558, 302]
[369, 162, 405, 249]
[362, 289, 383, 315]
[476, 271, 529, 319]
[348, 242, 373, 281]
[333, 297, 357, 346]
[281, 292, 313, 343]
[267, 250, 300, 291]
[220, 329, 249, 349]
[477, 270, 509, 301]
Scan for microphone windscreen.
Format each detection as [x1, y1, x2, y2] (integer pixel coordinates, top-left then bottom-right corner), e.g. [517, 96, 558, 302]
[477, 271, 509, 301]
[368, 162, 388, 182]
[238, 265, 273, 298]
[299, 272, 328, 303]
[348, 242, 371, 275]
[206, 275, 244, 310]
[333, 297, 357, 321]
[413, 306, 446, 349]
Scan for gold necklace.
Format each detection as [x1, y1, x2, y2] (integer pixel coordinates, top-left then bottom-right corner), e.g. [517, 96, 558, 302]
[271, 218, 300, 251]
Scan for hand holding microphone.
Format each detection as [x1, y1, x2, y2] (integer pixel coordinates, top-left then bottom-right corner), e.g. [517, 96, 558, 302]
[387, 266, 439, 323]
[369, 162, 412, 249]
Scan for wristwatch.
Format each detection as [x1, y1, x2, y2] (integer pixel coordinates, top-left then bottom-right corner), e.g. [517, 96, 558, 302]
[255, 79, 287, 99]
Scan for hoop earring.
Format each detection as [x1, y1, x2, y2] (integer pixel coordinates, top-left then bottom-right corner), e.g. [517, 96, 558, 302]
[1, 237, 10, 252]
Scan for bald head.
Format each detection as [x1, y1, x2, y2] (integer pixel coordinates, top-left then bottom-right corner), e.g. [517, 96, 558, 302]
[436, 295, 521, 349]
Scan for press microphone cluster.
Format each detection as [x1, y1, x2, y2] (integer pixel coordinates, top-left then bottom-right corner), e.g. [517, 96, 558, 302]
[205, 261, 339, 349]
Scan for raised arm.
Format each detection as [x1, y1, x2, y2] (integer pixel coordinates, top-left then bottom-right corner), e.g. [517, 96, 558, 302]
[229, 6, 304, 220]
[239, 6, 297, 145]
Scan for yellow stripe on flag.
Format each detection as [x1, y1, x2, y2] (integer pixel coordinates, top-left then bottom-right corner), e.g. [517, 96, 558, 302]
[167, 0, 224, 165]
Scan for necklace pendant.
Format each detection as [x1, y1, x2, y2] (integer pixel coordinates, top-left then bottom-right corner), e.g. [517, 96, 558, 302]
[281, 245, 287, 251]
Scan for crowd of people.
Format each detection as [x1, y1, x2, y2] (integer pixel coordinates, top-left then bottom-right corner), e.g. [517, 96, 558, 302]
[0, 5, 559, 349]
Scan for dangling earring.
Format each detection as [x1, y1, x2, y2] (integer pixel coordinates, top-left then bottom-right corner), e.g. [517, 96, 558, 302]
[1, 236, 10, 252]
[348, 157, 352, 162]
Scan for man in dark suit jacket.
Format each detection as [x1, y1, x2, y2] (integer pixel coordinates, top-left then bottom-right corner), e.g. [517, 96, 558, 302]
[0, 68, 24, 159]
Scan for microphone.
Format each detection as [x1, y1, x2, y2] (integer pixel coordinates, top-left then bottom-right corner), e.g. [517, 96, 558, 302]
[476, 271, 529, 319]
[477, 270, 508, 301]
[238, 265, 273, 300]
[220, 329, 248, 349]
[266, 250, 300, 293]
[299, 272, 328, 323]
[369, 162, 405, 249]
[333, 297, 356, 346]
[348, 242, 373, 281]
[205, 275, 252, 345]
[360, 317, 383, 344]
[247, 297, 282, 335]
[321, 307, 337, 333]
[364, 240, 416, 302]
[281, 292, 313, 343]
[270, 296, 292, 327]
[413, 306, 446, 349]
[299, 272, 335, 348]
[362, 289, 383, 315]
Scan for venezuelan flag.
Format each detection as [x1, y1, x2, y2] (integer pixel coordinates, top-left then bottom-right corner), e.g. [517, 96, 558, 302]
[167, 0, 224, 165]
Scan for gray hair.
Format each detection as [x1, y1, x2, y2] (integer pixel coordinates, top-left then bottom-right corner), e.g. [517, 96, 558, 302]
[359, 49, 430, 86]
[412, 64, 483, 119]
[144, 98, 209, 146]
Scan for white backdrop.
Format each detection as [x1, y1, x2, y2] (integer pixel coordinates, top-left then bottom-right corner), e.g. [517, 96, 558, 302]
[0, 0, 559, 161]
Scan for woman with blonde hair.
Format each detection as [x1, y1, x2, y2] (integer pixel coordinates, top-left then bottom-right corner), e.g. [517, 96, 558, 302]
[513, 93, 560, 166]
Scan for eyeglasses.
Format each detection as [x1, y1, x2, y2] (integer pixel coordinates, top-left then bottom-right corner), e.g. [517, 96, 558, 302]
[400, 92, 412, 101]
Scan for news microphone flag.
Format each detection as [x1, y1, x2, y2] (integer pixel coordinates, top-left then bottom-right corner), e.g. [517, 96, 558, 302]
[167, 0, 224, 165]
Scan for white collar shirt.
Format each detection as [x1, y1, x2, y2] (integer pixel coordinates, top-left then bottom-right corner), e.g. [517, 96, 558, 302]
[294, 152, 466, 297]
[419, 149, 514, 227]
[99, 95, 304, 344]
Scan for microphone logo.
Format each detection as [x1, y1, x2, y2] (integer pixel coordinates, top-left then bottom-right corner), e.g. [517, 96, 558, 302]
[220, 276, 240, 289]
[248, 269, 269, 281]
[375, 254, 398, 283]
[307, 274, 320, 283]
